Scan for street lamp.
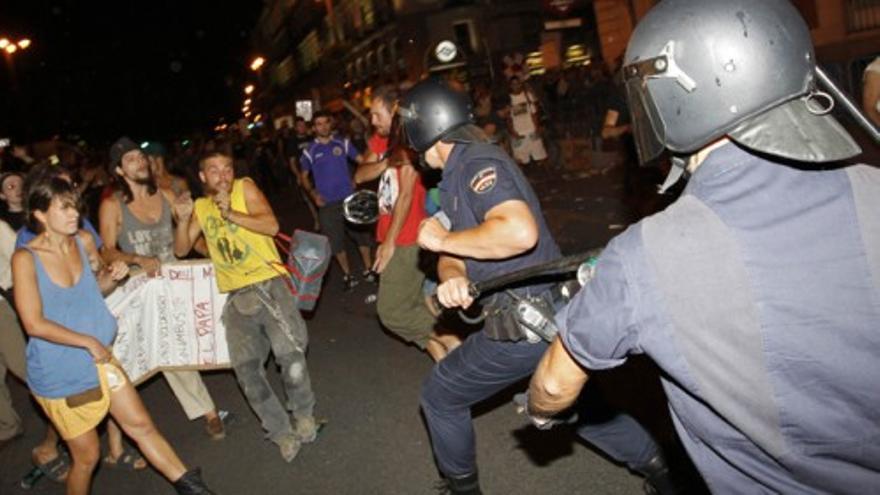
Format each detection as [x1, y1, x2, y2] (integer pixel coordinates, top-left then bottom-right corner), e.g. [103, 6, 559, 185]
[244, 84, 254, 95]
[250, 56, 265, 71]
[0, 37, 31, 53]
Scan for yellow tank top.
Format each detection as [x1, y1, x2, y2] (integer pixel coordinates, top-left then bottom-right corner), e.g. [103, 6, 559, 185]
[194, 178, 282, 292]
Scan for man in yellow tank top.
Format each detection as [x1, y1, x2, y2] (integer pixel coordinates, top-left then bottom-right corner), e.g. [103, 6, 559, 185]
[173, 151, 317, 463]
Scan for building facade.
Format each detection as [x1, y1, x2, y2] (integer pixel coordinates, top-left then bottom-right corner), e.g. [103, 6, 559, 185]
[250, 0, 601, 120]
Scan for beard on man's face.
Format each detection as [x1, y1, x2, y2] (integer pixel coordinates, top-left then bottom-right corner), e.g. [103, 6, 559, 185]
[131, 174, 154, 187]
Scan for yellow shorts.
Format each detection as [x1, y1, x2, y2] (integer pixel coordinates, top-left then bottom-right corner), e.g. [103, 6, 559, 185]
[32, 361, 129, 440]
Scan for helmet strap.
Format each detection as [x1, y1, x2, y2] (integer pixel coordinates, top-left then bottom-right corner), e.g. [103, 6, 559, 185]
[657, 155, 688, 194]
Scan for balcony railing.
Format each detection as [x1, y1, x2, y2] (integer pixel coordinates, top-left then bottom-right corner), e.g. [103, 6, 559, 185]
[847, 0, 880, 33]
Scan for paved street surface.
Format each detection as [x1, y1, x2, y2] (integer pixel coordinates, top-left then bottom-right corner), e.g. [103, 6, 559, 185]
[1, 154, 700, 495]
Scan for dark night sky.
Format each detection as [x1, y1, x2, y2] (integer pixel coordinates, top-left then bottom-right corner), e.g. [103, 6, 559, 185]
[0, 1, 263, 145]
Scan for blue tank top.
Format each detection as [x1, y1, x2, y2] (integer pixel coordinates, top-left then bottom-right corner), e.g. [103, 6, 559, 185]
[25, 237, 117, 398]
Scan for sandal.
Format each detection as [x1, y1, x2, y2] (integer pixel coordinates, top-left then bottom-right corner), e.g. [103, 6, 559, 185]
[102, 443, 147, 471]
[32, 447, 70, 483]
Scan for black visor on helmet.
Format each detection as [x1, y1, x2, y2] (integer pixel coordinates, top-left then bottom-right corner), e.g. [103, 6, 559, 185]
[623, 42, 698, 164]
[624, 72, 666, 164]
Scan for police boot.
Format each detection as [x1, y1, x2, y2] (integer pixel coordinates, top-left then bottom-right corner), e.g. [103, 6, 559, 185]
[438, 472, 482, 495]
[173, 468, 216, 495]
[638, 454, 678, 495]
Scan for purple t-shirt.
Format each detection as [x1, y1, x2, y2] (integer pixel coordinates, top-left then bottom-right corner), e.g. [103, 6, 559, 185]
[300, 136, 359, 203]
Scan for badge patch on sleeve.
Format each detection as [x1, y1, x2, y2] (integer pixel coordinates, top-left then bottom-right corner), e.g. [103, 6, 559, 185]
[470, 167, 497, 194]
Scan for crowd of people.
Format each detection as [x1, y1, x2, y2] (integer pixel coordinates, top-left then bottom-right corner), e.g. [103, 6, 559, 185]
[0, 0, 879, 494]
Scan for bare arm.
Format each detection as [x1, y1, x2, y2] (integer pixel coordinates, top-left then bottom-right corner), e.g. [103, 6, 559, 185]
[434, 200, 538, 259]
[12, 249, 109, 361]
[354, 150, 388, 184]
[863, 70, 880, 127]
[601, 109, 631, 140]
[373, 165, 417, 273]
[528, 337, 589, 417]
[437, 254, 467, 283]
[434, 254, 474, 309]
[80, 230, 129, 295]
[300, 170, 325, 207]
[226, 178, 280, 236]
[173, 195, 203, 258]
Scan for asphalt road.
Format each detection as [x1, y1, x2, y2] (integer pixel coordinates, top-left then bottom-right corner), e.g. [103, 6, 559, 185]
[0, 158, 701, 495]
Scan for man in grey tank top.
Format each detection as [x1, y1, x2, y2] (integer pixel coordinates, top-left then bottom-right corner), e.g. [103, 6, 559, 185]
[99, 137, 227, 446]
[526, 1, 880, 493]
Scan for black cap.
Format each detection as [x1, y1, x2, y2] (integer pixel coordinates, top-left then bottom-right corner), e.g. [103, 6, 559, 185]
[109, 137, 140, 165]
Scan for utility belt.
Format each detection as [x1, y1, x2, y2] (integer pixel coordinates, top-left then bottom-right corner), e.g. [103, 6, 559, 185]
[481, 279, 580, 343]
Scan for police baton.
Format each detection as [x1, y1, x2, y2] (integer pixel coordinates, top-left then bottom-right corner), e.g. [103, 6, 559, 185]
[430, 249, 602, 312]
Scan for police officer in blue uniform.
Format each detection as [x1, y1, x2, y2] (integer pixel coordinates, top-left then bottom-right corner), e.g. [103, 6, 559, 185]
[401, 79, 674, 494]
[528, 1, 880, 493]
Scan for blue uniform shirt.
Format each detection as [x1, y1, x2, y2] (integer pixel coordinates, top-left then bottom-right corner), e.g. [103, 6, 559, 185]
[438, 142, 560, 296]
[558, 143, 880, 493]
[300, 136, 359, 203]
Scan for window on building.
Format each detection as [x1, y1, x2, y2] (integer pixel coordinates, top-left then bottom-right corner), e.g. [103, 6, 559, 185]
[392, 37, 406, 72]
[275, 55, 296, 86]
[377, 45, 388, 72]
[298, 30, 320, 72]
[845, 0, 880, 32]
[366, 50, 376, 77]
[361, 0, 376, 30]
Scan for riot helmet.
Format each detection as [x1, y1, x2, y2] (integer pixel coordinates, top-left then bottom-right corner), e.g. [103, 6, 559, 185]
[399, 78, 474, 152]
[622, 0, 861, 164]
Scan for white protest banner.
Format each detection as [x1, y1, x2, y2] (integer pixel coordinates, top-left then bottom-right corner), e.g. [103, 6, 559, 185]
[106, 260, 231, 384]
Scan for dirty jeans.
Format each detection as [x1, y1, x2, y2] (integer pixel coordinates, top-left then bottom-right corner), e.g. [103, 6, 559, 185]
[420, 330, 659, 477]
[222, 277, 315, 444]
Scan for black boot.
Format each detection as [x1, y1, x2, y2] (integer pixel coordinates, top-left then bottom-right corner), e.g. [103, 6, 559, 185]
[173, 468, 216, 495]
[638, 454, 678, 495]
[439, 472, 482, 495]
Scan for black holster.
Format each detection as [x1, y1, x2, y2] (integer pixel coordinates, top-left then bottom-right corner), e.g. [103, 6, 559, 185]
[481, 280, 579, 343]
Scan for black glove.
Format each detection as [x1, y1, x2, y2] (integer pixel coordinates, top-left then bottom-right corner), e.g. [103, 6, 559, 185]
[513, 392, 578, 430]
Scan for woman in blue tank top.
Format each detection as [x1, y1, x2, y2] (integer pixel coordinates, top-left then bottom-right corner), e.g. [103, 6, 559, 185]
[11, 175, 214, 494]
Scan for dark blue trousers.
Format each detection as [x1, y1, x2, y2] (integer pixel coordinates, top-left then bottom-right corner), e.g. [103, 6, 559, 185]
[420, 330, 659, 476]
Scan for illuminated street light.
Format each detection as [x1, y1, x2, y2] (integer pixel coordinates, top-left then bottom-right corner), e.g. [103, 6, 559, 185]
[1, 36, 32, 56]
[250, 56, 265, 71]
[244, 84, 254, 95]
[244, 98, 252, 105]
